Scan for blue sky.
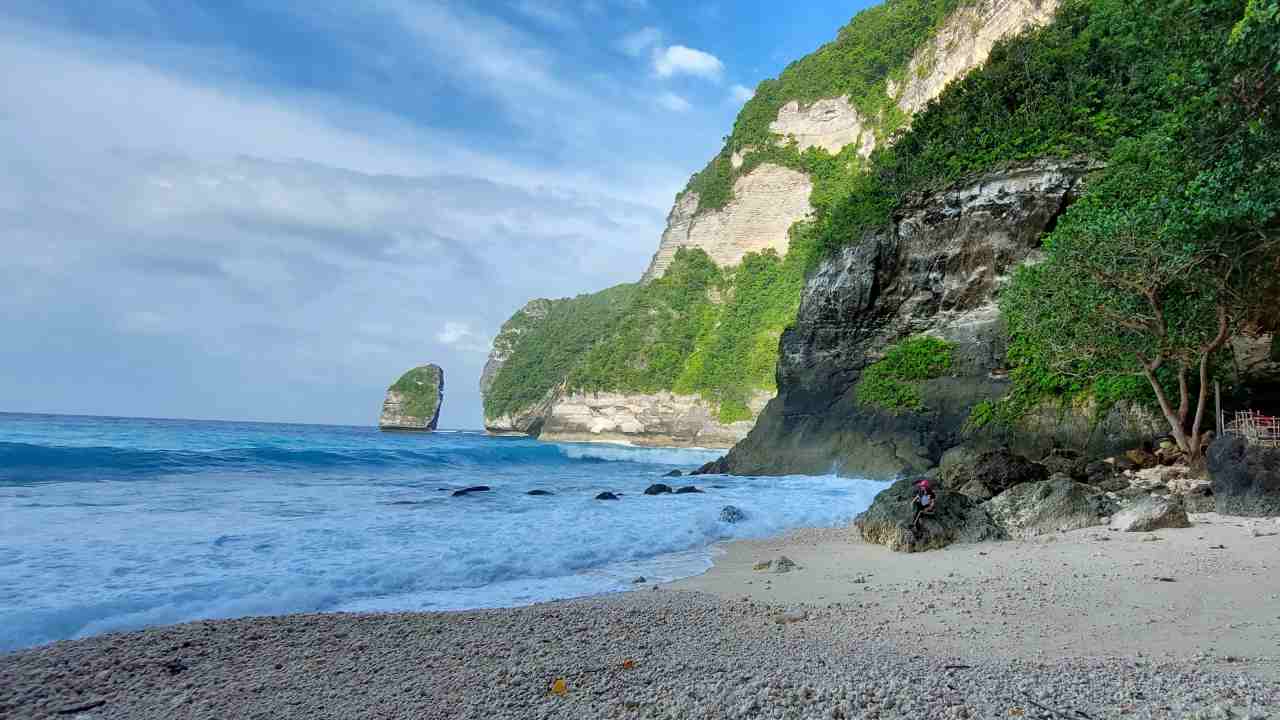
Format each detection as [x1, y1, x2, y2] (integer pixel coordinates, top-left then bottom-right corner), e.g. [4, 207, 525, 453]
[0, 0, 877, 428]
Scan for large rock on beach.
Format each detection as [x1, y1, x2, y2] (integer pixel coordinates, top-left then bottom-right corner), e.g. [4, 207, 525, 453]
[987, 474, 1114, 538]
[856, 479, 1004, 552]
[1207, 436, 1280, 516]
[1109, 495, 1191, 532]
[379, 364, 444, 431]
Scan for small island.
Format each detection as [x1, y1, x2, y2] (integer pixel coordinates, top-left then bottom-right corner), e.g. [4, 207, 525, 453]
[378, 364, 444, 431]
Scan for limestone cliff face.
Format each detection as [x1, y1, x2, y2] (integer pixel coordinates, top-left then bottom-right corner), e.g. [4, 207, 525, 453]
[892, 0, 1059, 117]
[379, 364, 444, 431]
[640, 165, 813, 283]
[480, 299, 555, 435]
[538, 391, 772, 449]
[642, 0, 1062, 284]
[708, 160, 1161, 478]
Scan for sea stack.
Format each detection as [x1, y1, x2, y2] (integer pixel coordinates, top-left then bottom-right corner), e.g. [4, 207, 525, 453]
[379, 364, 444, 431]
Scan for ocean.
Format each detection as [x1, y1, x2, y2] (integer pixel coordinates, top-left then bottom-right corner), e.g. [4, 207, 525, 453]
[0, 412, 888, 652]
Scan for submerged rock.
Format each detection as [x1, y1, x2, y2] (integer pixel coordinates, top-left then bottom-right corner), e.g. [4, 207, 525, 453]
[1110, 495, 1191, 532]
[644, 484, 673, 496]
[526, 489, 554, 496]
[674, 486, 703, 494]
[452, 486, 490, 497]
[855, 479, 1004, 552]
[987, 475, 1114, 538]
[1208, 436, 1280, 516]
[719, 505, 747, 524]
[595, 492, 620, 501]
[379, 364, 444, 431]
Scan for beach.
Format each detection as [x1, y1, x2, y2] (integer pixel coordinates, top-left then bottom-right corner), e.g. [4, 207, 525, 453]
[4, 513, 1280, 719]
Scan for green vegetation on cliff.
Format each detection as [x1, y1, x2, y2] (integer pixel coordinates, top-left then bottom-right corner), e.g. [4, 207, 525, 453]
[485, 244, 811, 424]
[388, 366, 443, 422]
[481, 284, 639, 420]
[855, 336, 955, 412]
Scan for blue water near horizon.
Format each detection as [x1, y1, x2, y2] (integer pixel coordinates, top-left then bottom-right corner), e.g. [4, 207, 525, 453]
[0, 412, 889, 652]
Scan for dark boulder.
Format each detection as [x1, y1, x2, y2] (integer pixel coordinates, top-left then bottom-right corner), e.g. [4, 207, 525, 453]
[674, 486, 704, 494]
[1207, 436, 1280, 516]
[526, 489, 554, 496]
[691, 457, 729, 475]
[938, 448, 1046, 495]
[644, 484, 673, 496]
[452, 486, 491, 497]
[663, 469, 683, 477]
[1039, 449, 1086, 479]
[719, 505, 747, 524]
[987, 474, 1115, 538]
[855, 479, 1004, 552]
[595, 492, 620, 501]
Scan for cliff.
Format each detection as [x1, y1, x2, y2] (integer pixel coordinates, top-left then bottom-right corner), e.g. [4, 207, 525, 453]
[379, 364, 444, 431]
[483, 0, 1060, 445]
[703, 161, 1161, 477]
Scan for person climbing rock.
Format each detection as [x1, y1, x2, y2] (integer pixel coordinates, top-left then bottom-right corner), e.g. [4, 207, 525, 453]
[910, 479, 936, 534]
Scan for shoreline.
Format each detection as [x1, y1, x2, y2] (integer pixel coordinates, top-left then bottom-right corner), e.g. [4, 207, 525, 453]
[4, 514, 1280, 719]
[671, 513, 1280, 677]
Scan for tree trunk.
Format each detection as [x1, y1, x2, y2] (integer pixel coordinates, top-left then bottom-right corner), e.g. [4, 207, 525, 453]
[1143, 366, 1192, 454]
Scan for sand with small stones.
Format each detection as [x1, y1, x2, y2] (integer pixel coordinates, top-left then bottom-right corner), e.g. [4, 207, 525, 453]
[3, 513, 1279, 719]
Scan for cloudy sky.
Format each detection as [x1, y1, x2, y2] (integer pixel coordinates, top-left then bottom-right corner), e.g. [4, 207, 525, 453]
[0, 0, 875, 428]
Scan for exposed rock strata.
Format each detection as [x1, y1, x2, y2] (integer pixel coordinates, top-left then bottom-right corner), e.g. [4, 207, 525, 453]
[895, 0, 1061, 117]
[709, 160, 1162, 478]
[538, 390, 771, 449]
[641, 165, 813, 282]
[379, 364, 443, 431]
[769, 96, 872, 156]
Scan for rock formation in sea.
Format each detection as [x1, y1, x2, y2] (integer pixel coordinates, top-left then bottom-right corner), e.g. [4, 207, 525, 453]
[379, 364, 444, 431]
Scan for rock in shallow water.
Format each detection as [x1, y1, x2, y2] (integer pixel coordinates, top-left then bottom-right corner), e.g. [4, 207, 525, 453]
[644, 484, 673, 496]
[526, 489, 554, 496]
[674, 486, 703, 494]
[663, 469, 683, 477]
[451, 486, 490, 497]
[719, 505, 747, 523]
[595, 492, 620, 501]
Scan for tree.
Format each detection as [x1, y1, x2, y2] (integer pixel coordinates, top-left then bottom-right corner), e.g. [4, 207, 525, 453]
[1002, 130, 1279, 457]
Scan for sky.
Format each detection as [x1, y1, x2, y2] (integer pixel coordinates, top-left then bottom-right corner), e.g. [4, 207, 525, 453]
[0, 0, 877, 429]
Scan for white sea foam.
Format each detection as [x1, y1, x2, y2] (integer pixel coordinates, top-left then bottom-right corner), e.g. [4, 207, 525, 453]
[0, 417, 889, 651]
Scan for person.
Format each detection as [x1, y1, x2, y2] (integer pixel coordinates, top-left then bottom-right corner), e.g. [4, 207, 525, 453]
[910, 479, 936, 533]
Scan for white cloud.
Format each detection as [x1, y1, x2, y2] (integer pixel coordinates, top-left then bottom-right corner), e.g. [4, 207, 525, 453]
[729, 83, 755, 103]
[652, 44, 724, 80]
[436, 322, 492, 353]
[620, 26, 661, 57]
[0, 22, 685, 427]
[657, 92, 691, 112]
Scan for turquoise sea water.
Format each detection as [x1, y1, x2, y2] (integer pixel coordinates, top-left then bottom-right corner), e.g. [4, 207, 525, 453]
[0, 412, 888, 651]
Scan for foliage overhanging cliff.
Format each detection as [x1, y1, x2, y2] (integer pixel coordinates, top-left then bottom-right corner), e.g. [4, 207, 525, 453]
[484, 0, 1280, 446]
